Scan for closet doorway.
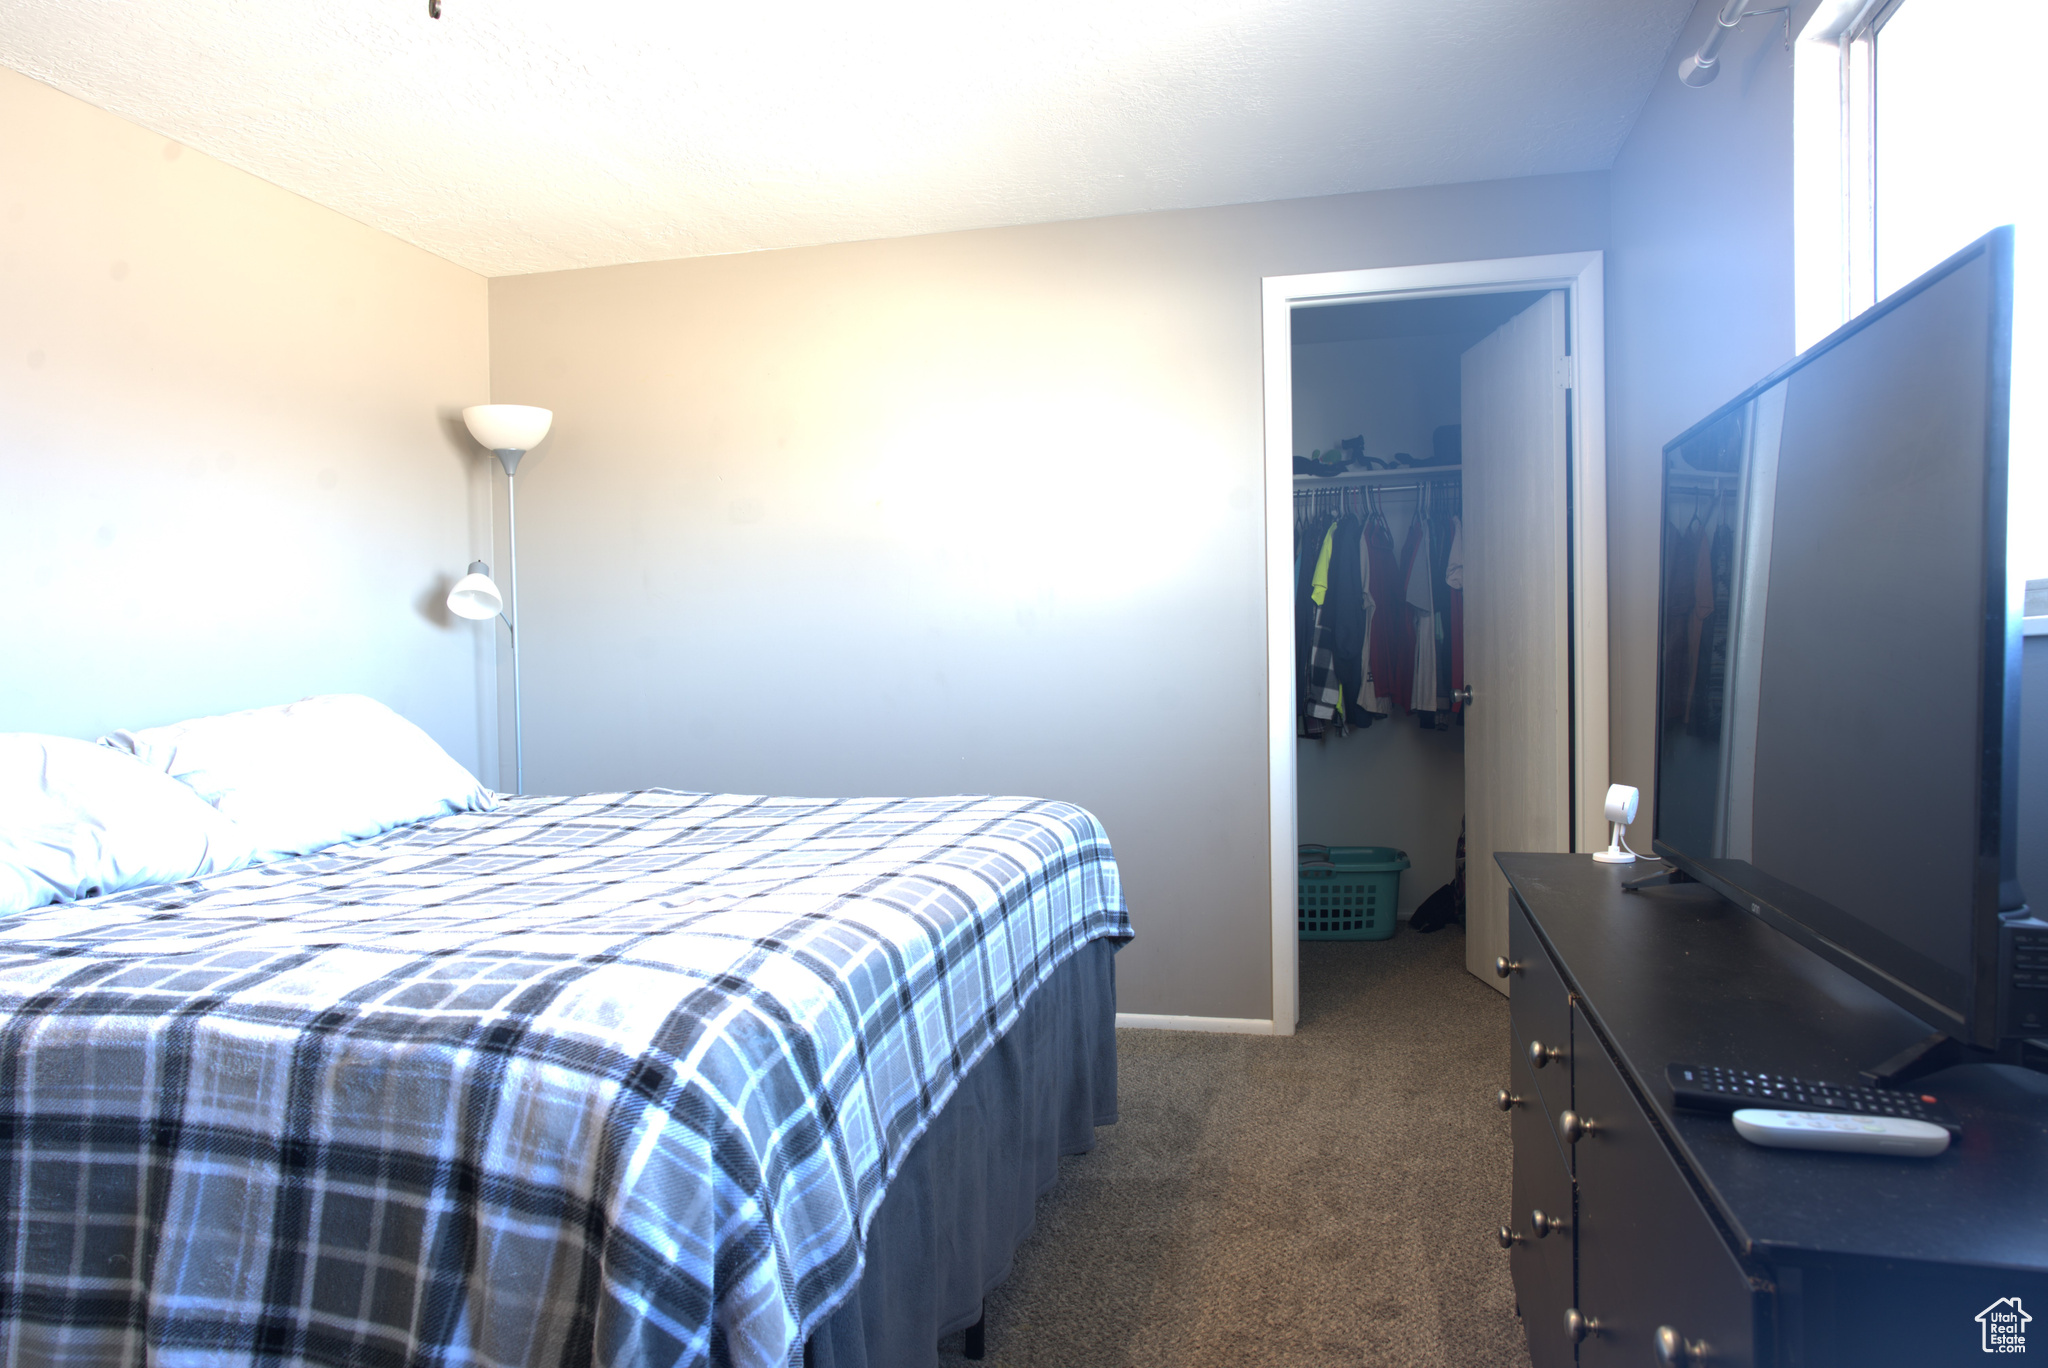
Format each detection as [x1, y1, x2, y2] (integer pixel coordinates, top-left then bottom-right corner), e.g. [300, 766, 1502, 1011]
[1261, 253, 1609, 1031]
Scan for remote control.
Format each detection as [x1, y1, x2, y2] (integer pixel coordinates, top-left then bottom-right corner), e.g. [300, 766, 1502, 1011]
[1666, 1063, 1960, 1133]
[1732, 1108, 1951, 1157]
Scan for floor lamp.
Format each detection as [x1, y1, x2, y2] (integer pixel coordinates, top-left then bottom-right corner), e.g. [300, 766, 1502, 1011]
[447, 404, 553, 795]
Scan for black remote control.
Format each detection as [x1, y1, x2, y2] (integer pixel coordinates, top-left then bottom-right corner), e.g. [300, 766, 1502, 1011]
[1666, 1063, 1961, 1133]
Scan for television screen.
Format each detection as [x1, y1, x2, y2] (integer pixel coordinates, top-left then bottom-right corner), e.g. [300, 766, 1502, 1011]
[1654, 227, 2017, 1042]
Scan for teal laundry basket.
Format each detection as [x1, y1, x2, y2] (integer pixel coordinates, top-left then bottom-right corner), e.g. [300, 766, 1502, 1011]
[1297, 845, 1408, 940]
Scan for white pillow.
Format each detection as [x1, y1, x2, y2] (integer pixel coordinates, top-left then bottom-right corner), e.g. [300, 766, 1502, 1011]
[0, 734, 259, 915]
[102, 695, 495, 859]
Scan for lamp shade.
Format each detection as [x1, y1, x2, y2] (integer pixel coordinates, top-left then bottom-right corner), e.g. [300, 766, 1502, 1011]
[462, 404, 553, 452]
[447, 570, 504, 621]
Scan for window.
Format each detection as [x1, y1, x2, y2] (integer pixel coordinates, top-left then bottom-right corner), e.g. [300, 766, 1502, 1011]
[1797, 0, 2044, 575]
[1871, 2, 2039, 303]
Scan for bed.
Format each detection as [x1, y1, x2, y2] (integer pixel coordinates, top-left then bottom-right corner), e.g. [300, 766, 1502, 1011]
[0, 779, 1130, 1368]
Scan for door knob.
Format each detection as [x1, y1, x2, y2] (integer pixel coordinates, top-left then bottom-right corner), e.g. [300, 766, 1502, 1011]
[1565, 1308, 1600, 1343]
[1656, 1326, 1707, 1365]
[1496, 1223, 1522, 1249]
[1559, 1110, 1596, 1144]
[1454, 686, 1474, 706]
[1528, 1039, 1562, 1069]
[1494, 955, 1521, 979]
[1531, 1208, 1566, 1238]
[1495, 1087, 1520, 1111]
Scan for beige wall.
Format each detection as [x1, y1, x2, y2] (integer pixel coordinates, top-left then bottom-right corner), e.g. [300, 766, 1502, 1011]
[1603, 0, 1823, 838]
[489, 175, 1606, 1021]
[0, 69, 496, 774]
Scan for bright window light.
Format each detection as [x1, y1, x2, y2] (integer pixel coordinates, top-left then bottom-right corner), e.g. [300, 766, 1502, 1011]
[1849, 1, 2045, 579]
[1872, 2, 2039, 300]
[1873, 1, 2045, 579]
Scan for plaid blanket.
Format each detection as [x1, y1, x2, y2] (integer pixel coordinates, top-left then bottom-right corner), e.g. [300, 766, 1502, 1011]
[0, 790, 1129, 1368]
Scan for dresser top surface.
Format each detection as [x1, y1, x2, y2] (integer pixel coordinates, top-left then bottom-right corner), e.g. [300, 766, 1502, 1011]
[1499, 852, 2048, 1275]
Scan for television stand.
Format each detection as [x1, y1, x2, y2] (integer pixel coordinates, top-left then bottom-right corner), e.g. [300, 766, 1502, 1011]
[1862, 1030, 2048, 1086]
[1619, 864, 1691, 893]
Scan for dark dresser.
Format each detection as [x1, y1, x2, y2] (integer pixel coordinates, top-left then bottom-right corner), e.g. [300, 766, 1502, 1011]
[1496, 853, 2048, 1368]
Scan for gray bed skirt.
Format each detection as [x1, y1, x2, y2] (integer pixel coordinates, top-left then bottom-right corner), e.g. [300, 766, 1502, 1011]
[805, 936, 1121, 1368]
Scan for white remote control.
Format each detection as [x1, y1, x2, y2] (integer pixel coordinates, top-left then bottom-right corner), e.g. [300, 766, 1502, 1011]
[1732, 1108, 1951, 1157]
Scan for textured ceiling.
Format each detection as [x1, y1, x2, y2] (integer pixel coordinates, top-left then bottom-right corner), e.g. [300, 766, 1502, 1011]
[0, 0, 1693, 277]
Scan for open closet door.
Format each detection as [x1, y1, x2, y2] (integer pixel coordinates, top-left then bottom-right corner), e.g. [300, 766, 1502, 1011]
[1462, 289, 1573, 993]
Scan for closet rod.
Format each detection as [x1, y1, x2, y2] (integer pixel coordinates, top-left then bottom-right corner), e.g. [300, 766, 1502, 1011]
[1292, 480, 1459, 500]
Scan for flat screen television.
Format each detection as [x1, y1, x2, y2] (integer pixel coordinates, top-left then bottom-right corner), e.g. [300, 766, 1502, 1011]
[1652, 225, 2042, 1061]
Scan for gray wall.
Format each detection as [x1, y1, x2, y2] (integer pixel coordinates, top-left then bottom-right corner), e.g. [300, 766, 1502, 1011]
[0, 69, 496, 773]
[488, 175, 1607, 1022]
[1604, 0, 1823, 838]
[1291, 336, 1463, 469]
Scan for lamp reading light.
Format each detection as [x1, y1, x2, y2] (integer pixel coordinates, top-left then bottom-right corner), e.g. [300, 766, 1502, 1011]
[447, 562, 503, 620]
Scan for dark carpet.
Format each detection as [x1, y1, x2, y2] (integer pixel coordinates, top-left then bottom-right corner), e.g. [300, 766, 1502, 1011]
[938, 928, 1534, 1367]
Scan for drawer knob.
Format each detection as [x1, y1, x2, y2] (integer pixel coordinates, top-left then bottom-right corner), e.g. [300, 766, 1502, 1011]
[1656, 1325, 1707, 1366]
[1494, 955, 1521, 979]
[1559, 1110, 1596, 1144]
[1564, 1307, 1601, 1343]
[1528, 1039, 1562, 1070]
[1531, 1208, 1566, 1238]
[1494, 1087, 1520, 1112]
[1496, 1223, 1522, 1249]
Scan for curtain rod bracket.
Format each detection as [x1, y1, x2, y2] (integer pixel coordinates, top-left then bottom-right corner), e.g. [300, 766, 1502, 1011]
[1678, 1, 1789, 85]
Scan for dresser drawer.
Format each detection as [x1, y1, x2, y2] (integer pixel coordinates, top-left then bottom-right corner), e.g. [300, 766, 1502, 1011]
[1506, 895, 1573, 1122]
[1510, 1020, 1572, 1177]
[1506, 1050, 1576, 1368]
[1568, 1003, 1762, 1368]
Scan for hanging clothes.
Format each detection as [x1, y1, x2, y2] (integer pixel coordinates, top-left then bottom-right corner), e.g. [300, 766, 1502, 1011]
[1364, 512, 1404, 718]
[1290, 476, 1461, 729]
[1302, 518, 1344, 734]
[1661, 511, 1705, 726]
[1681, 500, 1719, 725]
[1406, 512, 1438, 722]
[1389, 514, 1424, 711]
[1688, 520, 1736, 739]
[1295, 512, 1333, 736]
[1427, 498, 1455, 727]
[1354, 518, 1387, 721]
[1325, 514, 1369, 730]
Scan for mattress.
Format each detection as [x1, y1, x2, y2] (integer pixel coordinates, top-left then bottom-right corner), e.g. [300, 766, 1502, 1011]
[0, 790, 1130, 1368]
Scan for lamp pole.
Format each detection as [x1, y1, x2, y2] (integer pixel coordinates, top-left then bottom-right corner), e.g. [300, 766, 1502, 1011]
[503, 455, 523, 795]
[458, 404, 551, 798]
[493, 446, 527, 796]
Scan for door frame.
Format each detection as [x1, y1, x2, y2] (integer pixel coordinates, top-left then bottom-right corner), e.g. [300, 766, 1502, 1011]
[1261, 251, 1609, 1032]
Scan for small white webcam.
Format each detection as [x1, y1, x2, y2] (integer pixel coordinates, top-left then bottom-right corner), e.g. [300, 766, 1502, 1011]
[1592, 784, 1641, 864]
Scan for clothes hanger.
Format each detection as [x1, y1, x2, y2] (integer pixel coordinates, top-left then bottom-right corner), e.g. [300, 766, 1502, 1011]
[1685, 487, 1708, 534]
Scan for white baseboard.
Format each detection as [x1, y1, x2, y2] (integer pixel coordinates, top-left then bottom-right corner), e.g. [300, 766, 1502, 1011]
[1115, 1013, 1277, 1035]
